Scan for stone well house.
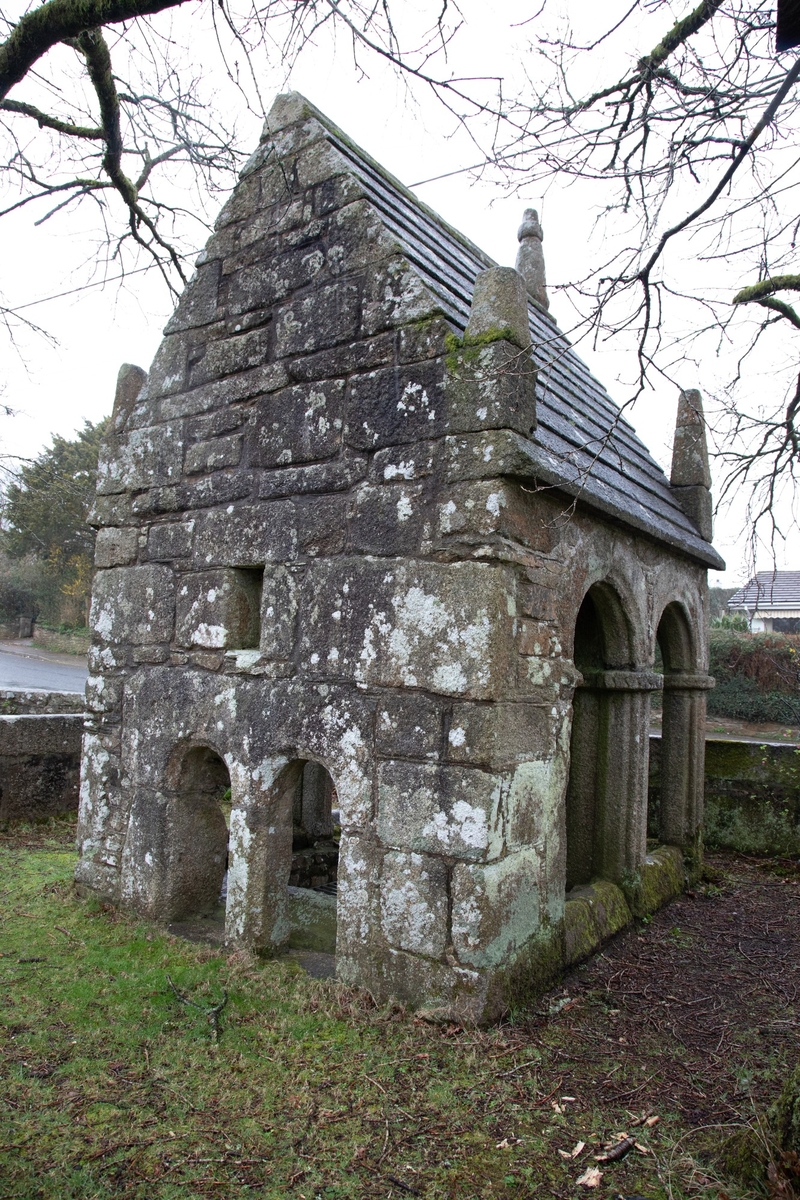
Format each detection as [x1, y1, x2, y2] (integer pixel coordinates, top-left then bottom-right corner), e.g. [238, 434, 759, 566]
[76, 93, 724, 1022]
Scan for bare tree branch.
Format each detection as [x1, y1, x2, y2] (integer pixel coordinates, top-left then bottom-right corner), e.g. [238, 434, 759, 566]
[0, 0, 191, 101]
[0, 97, 103, 138]
[74, 27, 188, 286]
[637, 56, 800, 286]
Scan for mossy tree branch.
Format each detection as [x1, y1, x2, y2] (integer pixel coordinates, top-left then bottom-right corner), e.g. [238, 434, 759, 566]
[733, 277, 800, 330]
[0, 0, 190, 102]
[734, 275, 800, 304]
[637, 0, 726, 79]
[0, 98, 103, 138]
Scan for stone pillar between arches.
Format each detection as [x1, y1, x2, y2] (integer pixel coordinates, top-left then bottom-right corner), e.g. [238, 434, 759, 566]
[659, 674, 714, 881]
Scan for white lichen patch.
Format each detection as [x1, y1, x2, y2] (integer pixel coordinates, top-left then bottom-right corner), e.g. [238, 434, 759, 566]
[451, 850, 541, 969]
[485, 491, 506, 518]
[380, 851, 447, 958]
[337, 834, 377, 947]
[396, 494, 413, 522]
[193, 622, 227, 648]
[422, 799, 489, 854]
[352, 565, 507, 698]
[383, 461, 415, 480]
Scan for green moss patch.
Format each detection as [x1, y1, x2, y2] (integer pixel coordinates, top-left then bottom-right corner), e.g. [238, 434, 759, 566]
[564, 879, 632, 965]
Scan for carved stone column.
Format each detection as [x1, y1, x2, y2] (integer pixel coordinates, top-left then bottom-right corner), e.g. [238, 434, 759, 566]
[567, 669, 662, 889]
[660, 672, 714, 878]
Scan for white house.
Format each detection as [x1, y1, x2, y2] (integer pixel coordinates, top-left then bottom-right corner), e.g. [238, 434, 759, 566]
[728, 571, 800, 633]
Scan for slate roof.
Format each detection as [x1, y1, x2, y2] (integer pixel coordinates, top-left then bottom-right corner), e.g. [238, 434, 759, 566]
[308, 102, 724, 570]
[729, 571, 800, 612]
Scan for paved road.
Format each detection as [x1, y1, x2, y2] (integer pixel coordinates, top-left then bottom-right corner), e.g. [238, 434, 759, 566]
[0, 640, 88, 694]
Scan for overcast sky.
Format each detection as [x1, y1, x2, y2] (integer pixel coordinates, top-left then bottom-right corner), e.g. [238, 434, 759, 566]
[3, 0, 798, 588]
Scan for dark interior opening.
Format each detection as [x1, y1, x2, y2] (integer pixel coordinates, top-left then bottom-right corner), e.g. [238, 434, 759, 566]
[648, 602, 695, 845]
[233, 567, 264, 649]
[169, 745, 231, 928]
[290, 761, 339, 893]
[565, 584, 635, 891]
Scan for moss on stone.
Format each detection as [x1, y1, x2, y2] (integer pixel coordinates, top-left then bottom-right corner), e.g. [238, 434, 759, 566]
[490, 920, 565, 1017]
[705, 739, 768, 778]
[444, 328, 517, 372]
[704, 800, 800, 857]
[624, 845, 684, 918]
[715, 1126, 769, 1188]
[772, 1064, 800, 1152]
[564, 880, 632, 966]
[286, 887, 337, 953]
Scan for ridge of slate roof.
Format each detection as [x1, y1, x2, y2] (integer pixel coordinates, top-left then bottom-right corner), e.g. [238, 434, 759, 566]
[729, 571, 800, 610]
[271, 94, 724, 571]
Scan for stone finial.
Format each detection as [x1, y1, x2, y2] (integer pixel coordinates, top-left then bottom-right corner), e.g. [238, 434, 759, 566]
[114, 363, 147, 411]
[111, 363, 147, 431]
[261, 91, 313, 140]
[670, 388, 713, 541]
[515, 208, 549, 310]
[671, 389, 711, 487]
[465, 266, 531, 350]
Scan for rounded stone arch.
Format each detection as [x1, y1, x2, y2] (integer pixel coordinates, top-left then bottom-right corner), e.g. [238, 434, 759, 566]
[654, 598, 698, 674]
[224, 748, 341, 955]
[649, 597, 707, 867]
[158, 738, 232, 923]
[566, 576, 650, 891]
[571, 579, 637, 672]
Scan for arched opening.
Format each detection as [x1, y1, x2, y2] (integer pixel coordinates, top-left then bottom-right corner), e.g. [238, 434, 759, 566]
[651, 602, 704, 864]
[290, 761, 339, 891]
[166, 745, 231, 934]
[286, 761, 340, 956]
[223, 756, 340, 958]
[565, 583, 645, 891]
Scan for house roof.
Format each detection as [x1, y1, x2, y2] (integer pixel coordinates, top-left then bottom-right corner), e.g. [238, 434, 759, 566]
[728, 571, 800, 612]
[297, 98, 724, 571]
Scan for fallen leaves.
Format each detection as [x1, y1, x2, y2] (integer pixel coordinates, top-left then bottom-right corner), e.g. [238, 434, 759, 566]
[495, 1136, 522, 1150]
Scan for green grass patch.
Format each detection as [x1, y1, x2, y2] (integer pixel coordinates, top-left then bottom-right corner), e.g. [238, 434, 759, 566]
[0, 822, 780, 1198]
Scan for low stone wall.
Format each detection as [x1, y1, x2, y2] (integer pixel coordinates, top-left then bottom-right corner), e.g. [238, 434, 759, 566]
[287, 888, 337, 953]
[0, 701, 85, 823]
[0, 689, 85, 715]
[649, 735, 800, 857]
[32, 628, 90, 656]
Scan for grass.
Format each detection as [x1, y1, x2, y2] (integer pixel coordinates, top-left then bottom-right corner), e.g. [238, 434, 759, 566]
[0, 820, 783, 1199]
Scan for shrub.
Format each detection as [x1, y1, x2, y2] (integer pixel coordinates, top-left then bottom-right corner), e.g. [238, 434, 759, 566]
[710, 612, 749, 631]
[708, 629, 800, 724]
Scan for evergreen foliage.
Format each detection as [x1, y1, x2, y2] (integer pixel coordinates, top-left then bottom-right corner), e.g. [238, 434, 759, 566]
[0, 419, 107, 626]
